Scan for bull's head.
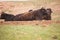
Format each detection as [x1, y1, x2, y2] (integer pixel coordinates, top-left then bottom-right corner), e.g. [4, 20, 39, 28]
[42, 8, 53, 20]
[46, 8, 52, 15]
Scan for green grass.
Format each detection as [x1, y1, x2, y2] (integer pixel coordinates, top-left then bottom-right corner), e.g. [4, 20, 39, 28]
[0, 23, 60, 40]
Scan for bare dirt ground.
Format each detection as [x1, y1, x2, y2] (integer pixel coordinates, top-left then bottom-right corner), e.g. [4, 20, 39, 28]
[0, 20, 60, 26]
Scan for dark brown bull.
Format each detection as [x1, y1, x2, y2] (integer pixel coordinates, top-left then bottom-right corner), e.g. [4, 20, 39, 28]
[0, 8, 52, 21]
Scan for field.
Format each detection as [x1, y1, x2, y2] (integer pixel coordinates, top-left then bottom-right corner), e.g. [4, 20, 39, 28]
[0, 21, 60, 40]
[0, 0, 60, 40]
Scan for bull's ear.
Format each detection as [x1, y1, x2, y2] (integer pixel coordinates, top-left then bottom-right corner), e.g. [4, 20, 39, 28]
[28, 9, 33, 12]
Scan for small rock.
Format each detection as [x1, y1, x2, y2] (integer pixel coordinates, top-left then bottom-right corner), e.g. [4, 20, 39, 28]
[52, 35, 58, 39]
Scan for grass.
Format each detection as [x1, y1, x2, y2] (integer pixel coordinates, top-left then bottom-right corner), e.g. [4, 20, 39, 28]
[0, 23, 60, 40]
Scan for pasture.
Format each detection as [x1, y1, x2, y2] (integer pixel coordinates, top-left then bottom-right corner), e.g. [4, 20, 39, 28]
[0, 0, 60, 40]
